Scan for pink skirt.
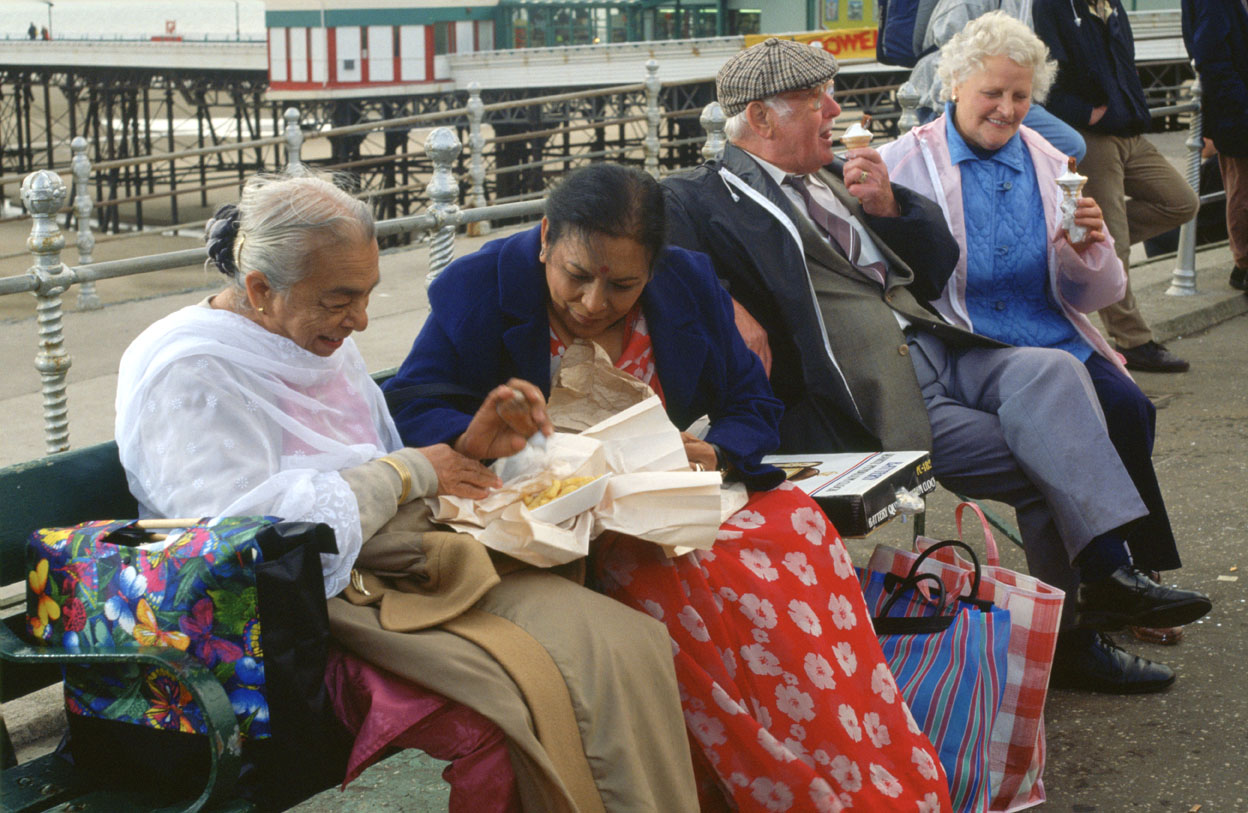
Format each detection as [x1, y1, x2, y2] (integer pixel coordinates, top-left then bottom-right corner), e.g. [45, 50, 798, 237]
[324, 647, 521, 813]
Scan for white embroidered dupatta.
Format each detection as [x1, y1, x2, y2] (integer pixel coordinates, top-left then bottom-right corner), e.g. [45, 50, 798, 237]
[116, 303, 402, 596]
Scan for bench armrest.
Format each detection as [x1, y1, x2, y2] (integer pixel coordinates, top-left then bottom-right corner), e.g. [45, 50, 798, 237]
[0, 623, 243, 813]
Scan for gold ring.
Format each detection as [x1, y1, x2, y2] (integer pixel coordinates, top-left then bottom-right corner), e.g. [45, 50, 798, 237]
[693, 462, 705, 472]
[859, 170, 870, 185]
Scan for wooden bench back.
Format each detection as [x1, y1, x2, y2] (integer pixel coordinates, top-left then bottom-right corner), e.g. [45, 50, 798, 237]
[0, 443, 137, 590]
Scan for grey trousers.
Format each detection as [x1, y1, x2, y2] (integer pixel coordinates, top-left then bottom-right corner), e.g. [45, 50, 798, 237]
[908, 331, 1148, 621]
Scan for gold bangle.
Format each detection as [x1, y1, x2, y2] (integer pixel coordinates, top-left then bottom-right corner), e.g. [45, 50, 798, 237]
[377, 455, 412, 504]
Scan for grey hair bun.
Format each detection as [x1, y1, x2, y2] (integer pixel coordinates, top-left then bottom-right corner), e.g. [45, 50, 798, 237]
[204, 204, 242, 277]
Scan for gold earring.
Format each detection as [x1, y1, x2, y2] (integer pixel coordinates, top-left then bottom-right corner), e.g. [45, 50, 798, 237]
[258, 306, 265, 314]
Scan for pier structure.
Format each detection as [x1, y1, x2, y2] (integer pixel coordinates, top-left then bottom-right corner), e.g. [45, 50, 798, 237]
[1, 9, 1194, 237]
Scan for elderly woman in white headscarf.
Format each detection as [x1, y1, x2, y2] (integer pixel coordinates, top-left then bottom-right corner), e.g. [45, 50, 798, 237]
[115, 171, 698, 813]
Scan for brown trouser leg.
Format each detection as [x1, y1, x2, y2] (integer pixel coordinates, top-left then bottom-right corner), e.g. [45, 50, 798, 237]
[1080, 131, 1200, 348]
[1219, 153, 1248, 269]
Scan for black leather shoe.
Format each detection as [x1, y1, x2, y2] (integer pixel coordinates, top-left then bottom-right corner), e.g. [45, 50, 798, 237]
[1076, 565, 1212, 630]
[1116, 341, 1190, 373]
[1231, 266, 1248, 292]
[1050, 630, 1175, 694]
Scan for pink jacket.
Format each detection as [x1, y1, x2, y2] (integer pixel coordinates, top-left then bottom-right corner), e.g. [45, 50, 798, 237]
[879, 115, 1129, 376]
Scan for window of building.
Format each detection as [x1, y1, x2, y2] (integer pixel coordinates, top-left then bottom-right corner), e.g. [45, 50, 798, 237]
[728, 9, 762, 35]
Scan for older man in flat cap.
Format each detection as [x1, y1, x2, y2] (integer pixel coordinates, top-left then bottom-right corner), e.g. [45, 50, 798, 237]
[663, 37, 1211, 694]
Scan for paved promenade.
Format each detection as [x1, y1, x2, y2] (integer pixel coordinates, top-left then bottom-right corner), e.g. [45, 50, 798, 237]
[1, 129, 1246, 809]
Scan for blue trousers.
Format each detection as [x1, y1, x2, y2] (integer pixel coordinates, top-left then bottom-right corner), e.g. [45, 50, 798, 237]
[1083, 353, 1180, 571]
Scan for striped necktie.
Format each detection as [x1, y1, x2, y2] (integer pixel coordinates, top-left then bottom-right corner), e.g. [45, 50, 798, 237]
[785, 175, 888, 285]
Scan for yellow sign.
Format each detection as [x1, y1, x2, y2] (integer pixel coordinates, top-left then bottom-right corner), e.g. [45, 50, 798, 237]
[744, 29, 878, 62]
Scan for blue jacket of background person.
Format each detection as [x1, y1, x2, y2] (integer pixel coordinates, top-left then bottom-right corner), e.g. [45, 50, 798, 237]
[1182, 0, 1248, 156]
[1033, 0, 1152, 136]
[384, 225, 786, 491]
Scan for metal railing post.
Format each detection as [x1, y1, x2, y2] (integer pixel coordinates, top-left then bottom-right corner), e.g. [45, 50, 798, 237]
[1166, 70, 1202, 296]
[897, 81, 921, 133]
[700, 102, 726, 162]
[21, 170, 73, 454]
[467, 81, 491, 237]
[424, 128, 462, 288]
[284, 107, 304, 173]
[71, 136, 101, 311]
[644, 59, 661, 179]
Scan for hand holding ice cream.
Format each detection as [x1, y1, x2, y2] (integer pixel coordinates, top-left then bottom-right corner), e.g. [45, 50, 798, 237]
[840, 114, 900, 218]
[1055, 156, 1105, 251]
[840, 114, 874, 150]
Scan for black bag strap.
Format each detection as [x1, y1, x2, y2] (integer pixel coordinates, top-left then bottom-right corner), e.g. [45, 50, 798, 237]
[890, 538, 995, 613]
[873, 572, 956, 634]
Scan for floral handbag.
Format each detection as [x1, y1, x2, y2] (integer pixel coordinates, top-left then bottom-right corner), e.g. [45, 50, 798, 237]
[28, 516, 274, 738]
[26, 516, 347, 807]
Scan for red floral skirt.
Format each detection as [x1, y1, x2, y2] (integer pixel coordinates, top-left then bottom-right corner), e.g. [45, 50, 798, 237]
[594, 483, 951, 812]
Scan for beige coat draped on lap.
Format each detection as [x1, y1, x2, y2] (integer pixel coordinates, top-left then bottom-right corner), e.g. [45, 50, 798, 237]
[332, 502, 699, 813]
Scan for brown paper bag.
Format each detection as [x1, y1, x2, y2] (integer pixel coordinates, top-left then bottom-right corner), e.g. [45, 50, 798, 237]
[547, 340, 655, 431]
[428, 341, 733, 567]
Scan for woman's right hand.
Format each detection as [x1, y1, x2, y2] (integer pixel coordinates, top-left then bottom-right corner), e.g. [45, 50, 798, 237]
[454, 378, 553, 460]
[418, 444, 502, 499]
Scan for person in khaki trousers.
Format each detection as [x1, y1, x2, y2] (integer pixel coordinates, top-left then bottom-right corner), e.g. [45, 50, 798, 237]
[1034, 0, 1199, 372]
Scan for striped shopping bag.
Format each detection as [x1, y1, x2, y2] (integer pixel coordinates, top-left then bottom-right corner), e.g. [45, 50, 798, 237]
[912, 503, 1065, 811]
[860, 539, 1011, 813]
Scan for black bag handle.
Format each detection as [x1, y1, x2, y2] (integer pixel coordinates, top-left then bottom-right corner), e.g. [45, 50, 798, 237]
[873, 572, 956, 635]
[889, 538, 995, 613]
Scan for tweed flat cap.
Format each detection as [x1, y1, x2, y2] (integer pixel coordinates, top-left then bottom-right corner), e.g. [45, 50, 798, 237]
[716, 37, 839, 116]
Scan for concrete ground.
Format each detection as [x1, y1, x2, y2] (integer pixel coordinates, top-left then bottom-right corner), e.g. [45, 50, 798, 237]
[2, 128, 1246, 810]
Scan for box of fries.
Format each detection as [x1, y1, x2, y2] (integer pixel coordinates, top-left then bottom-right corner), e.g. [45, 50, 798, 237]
[527, 474, 609, 524]
[429, 343, 738, 568]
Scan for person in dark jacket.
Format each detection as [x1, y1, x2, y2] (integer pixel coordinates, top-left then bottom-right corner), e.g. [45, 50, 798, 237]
[382, 164, 955, 810]
[663, 36, 1212, 694]
[1034, 0, 1200, 372]
[1182, 0, 1248, 292]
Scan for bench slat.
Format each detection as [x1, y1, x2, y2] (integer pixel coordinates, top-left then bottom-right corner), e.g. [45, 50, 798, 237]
[0, 750, 81, 813]
[0, 445, 138, 589]
[0, 616, 62, 705]
[40, 790, 256, 813]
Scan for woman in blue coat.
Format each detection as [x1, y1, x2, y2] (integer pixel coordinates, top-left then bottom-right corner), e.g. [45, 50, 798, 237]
[384, 164, 951, 812]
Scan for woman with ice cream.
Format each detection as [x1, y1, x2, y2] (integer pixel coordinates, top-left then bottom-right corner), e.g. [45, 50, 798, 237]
[879, 12, 1196, 660]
